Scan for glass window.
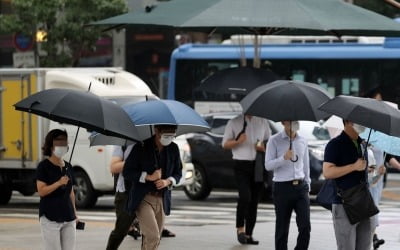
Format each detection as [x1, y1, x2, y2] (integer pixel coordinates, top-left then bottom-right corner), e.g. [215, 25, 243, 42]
[174, 58, 400, 107]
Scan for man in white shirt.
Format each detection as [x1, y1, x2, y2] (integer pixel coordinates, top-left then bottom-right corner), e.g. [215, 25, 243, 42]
[223, 114, 271, 245]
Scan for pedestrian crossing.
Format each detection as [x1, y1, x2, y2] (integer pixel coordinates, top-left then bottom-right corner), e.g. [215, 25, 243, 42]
[1, 192, 400, 228]
[167, 201, 333, 226]
[168, 200, 400, 226]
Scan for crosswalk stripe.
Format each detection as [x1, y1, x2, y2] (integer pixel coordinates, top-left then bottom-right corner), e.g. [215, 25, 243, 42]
[3, 193, 400, 227]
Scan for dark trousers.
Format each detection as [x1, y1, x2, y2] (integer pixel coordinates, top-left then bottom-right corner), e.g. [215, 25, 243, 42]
[273, 181, 311, 250]
[234, 160, 262, 236]
[106, 192, 136, 250]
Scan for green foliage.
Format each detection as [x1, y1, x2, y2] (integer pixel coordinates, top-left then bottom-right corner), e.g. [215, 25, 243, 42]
[0, 0, 127, 66]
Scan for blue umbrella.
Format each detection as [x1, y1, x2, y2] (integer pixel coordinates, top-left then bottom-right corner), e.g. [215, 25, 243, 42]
[89, 100, 210, 145]
[360, 128, 400, 156]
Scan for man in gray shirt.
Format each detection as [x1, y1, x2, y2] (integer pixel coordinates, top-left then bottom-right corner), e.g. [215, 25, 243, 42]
[265, 120, 311, 250]
[223, 114, 271, 245]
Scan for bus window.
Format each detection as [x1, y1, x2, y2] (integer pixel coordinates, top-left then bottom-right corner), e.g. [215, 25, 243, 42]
[168, 43, 400, 108]
[291, 70, 306, 81]
[342, 78, 360, 96]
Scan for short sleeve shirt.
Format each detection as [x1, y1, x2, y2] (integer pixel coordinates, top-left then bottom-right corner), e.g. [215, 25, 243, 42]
[112, 144, 134, 192]
[36, 159, 75, 222]
[222, 114, 271, 160]
[324, 131, 366, 203]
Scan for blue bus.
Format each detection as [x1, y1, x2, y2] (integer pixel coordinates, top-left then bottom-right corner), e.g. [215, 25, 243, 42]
[167, 37, 400, 111]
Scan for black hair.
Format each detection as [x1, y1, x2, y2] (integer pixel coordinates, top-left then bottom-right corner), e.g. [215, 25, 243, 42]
[363, 86, 382, 99]
[42, 129, 68, 156]
[154, 125, 178, 132]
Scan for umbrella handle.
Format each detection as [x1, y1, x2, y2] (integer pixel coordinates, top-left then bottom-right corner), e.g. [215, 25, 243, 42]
[68, 126, 79, 164]
[289, 127, 297, 162]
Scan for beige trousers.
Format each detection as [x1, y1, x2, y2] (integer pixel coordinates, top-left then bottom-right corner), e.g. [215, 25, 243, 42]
[136, 194, 165, 250]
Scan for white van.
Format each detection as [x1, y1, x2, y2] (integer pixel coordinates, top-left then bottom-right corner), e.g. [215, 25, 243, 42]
[0, 68, 156, 207]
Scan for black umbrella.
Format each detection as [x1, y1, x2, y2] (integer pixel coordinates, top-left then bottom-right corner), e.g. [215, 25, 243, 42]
[241, 80, 332, 162]
[240, 80, 332, 122]
[196, 67, 278, 95]
[318, 95, 400, 137]
[14, 88, 141, 161]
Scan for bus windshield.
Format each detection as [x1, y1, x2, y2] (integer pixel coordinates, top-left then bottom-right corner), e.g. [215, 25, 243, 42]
[167, 42, 400, 110]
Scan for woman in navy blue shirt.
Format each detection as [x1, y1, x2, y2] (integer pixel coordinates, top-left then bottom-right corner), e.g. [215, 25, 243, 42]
[36, 129, 77, 250]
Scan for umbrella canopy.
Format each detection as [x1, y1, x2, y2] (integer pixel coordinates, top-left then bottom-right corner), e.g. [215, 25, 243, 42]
[196, 67, 278, 95]
[323, 101, 399, 138]
[360, 129, 400, 157]
[89, 99, 210, 146]
[14, 88, 140, 141]
[318, 95, 400, 137]
[88, 132, 135, 147]
[240, 80, 332, 122]
[91, 0, 400, 37]
[124, 99, 210, 137]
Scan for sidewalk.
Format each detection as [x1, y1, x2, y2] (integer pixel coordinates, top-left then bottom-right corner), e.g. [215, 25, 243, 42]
[1, 214, 400, 250]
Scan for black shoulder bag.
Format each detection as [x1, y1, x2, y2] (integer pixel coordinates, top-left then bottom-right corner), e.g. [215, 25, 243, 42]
[337, 143, 379, 225]
[338, 181, 379, 225]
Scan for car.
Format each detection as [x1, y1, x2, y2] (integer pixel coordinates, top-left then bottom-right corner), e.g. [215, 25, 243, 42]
[181, 112, 330, 200]
[174, 135, 195, 187]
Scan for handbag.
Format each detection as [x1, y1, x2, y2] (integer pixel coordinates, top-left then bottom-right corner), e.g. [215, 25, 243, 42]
[338, 182, 379, 225]
[254, 151, 265, 183]
[316, 179, 337, 210]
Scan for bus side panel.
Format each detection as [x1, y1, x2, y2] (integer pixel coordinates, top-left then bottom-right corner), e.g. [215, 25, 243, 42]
[1, 75, 38, 161]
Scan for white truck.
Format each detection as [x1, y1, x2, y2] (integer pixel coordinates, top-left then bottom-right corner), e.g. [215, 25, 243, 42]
[0, 68, 159, 208]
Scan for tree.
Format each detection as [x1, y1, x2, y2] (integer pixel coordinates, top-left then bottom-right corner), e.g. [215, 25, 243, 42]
[0, 0, 127, 66]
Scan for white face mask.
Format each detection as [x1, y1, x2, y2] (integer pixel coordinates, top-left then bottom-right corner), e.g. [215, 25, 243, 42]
[352, 123, 366, 134]
[53, 146, 68, 158]
[291, 121, 300, 132]
[159, 133, 175, 146]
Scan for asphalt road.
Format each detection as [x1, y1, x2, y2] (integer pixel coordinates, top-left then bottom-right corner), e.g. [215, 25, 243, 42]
[1, 174, 400, 249]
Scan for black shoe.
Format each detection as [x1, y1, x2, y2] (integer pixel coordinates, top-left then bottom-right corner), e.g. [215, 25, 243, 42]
[127, 228, 141, 240]
[373, 234, 385, 249]
[161, 228, 176, 238]
[237, 232, 247, 244]
[246, 236, 259, 245]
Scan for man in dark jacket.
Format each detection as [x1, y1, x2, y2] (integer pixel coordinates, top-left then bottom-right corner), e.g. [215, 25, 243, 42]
[123, 125, 182, 250]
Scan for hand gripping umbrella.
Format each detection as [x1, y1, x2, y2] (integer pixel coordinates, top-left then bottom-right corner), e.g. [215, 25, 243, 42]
[241, 80, 332, 161]
[14, 88, 141, 161]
